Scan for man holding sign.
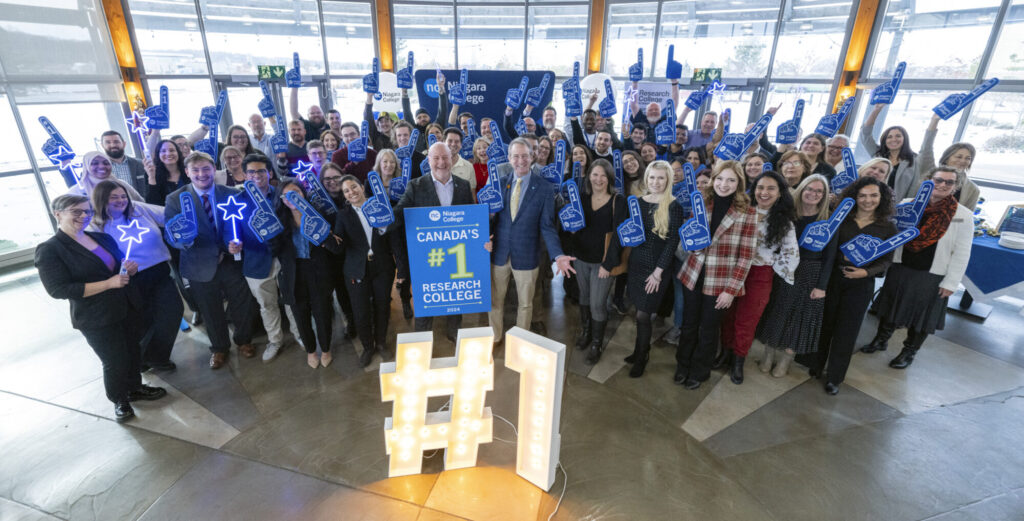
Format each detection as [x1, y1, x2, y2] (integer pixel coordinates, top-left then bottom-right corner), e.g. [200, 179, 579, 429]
[489, 138, 575, 347]
[394, 142, 479, 341]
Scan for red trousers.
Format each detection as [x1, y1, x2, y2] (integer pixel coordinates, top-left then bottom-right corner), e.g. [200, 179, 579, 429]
[721, 265, 774, 357]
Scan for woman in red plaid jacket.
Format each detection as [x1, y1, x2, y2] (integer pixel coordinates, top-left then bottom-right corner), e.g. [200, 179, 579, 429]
[674, 160, 758, 390]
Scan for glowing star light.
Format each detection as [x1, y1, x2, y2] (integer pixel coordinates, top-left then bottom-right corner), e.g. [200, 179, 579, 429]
[116, 219, 149, 274]
[379, 328, 495, 477]
[216, 195, 247, 259]
[125, 111, 152, 158]
[291, 160, 315, 178]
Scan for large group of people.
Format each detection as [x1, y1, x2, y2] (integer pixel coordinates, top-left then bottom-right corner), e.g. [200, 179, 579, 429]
[36, 58, 977, 423]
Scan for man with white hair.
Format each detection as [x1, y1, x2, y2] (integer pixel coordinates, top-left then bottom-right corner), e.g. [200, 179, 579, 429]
[825, 134, 850, 169]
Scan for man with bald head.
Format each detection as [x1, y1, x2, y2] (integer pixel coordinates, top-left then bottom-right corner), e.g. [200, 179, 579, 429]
[289, 85, 328, 142]
[394, 142, 477, 339]
[629, 75, 680, 144]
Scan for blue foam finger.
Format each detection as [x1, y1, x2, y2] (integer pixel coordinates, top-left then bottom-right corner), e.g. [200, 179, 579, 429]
[799, 197, 854, 252]
[617, 195, 646, 247]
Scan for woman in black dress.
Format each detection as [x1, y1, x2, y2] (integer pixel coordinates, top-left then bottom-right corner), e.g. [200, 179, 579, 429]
[757, 174, 837, 377]
[623, 160, 684, 377]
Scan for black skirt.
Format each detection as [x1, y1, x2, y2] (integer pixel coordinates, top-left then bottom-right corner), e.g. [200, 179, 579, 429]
[875, 263, 947, 333]
[756, 259, 825, 354]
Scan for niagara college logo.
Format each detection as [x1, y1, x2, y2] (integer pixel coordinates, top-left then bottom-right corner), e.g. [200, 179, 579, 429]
[429, 210, 441, 221]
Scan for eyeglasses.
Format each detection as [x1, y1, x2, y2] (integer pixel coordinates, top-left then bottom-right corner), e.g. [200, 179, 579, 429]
[245, 169, 269, 177]
[64, 209, 95, 217]
[931, 178, 957, 186]
[322, 176, 343, 183]
[782, 161, 802, 168]
[804, 188, 826, 195]
[826, 145, 844, 151]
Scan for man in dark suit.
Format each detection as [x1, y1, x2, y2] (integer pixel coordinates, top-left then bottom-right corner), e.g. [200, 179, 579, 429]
[165, 151, 257, 369]
[489, 138, 575, 344]
[394, 142, 478, 341]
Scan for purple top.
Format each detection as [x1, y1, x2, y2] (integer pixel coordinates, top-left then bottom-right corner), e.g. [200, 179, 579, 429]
[90, 244, 116, 272]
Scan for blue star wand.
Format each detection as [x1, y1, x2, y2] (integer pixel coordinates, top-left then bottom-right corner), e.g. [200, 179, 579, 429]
[125, 111, 152, 159]
[116, 219, 149, 274]
[217, 195, 248, 260]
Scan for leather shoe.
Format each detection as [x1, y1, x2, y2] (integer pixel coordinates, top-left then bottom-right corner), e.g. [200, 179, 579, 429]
[824, 382, 839, 395]
[359, 347, 375, 368]
[673, 367, 687, 385]
[238, 344, 256, 358]
[682, 377, 702, 390]
[402, 300, 414, 319]
[129, 385, 167, 402]
[210, 352, 228, 369]
[114, 401, 135, 423]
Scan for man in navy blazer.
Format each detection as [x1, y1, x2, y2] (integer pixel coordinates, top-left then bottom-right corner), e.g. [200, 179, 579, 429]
[165, 151, 257, 369]
[489, 138, 575, 345]
[229, 154, 289, 362]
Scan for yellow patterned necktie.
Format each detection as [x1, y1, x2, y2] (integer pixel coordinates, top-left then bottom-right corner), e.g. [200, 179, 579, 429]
[510, 178, 522, 220]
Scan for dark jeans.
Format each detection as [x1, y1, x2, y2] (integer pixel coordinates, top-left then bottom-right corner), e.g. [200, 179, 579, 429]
[346, 260, 395, 351]
[134, 262, 183, 364]
[817, 274, 875, 385]
[293, 258, 335, 353]
[675, 274, 726, 382]
[80, 321, 141, 403]
[189, 258, 256, 353]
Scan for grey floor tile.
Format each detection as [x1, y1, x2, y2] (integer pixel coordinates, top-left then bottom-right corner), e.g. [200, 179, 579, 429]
[723, 388, 1024, 521]
[0, 392, 207, 521]
[704, 379, 902, 459]
[0, 497, 62, 521]
[925, 487, 1024, 521]
[136, 451, 422, 521]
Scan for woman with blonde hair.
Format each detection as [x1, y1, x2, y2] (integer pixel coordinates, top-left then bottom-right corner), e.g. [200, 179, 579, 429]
[622, 160, 684, 377]
[471, 137, 490, 190]
[371, 148, 400, 198]
[758, 174, 836, 377]
[674, 160, 758, 390]
[857, 157, 893, 184]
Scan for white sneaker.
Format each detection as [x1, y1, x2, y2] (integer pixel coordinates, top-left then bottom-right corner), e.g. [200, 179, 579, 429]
[262, 342, 282, 363]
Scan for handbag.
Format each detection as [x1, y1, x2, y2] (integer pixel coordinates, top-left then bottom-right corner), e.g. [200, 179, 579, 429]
[604, 194, 630, 276]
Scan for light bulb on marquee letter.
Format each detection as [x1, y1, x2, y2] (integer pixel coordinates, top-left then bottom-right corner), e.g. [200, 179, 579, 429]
[379, 328, 495, 477]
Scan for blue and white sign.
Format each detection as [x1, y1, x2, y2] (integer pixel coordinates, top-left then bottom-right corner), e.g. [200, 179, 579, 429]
[404, 204, 491, 318]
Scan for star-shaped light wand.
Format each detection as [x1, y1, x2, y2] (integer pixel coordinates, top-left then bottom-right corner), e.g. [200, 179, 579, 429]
[216, 195, 248, 260]
[116, 219, 149, 274]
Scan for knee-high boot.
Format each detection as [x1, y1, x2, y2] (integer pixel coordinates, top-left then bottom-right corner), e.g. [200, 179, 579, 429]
[576, 306, 592, 350]
[586, 320, 607, 365]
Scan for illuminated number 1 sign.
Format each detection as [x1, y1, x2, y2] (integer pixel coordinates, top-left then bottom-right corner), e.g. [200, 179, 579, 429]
[379, 326, 566, 491]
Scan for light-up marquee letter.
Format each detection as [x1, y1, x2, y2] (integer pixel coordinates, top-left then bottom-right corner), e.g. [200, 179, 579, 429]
[379, 328, 495, 477]
[379, 326, 566, 491]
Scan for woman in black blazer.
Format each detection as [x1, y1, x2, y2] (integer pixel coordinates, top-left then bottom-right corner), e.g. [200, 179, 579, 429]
[34, 194, 166, 423]
[334, 175, 409, 367]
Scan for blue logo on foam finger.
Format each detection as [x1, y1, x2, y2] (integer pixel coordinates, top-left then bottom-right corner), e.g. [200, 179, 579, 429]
[424, 79, 441, 99]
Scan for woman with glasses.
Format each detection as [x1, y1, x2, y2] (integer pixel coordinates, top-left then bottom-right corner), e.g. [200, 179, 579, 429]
[35, 194, 166, 423]
[758, 174, 836, 377]
[859, 167, 973, 369]
[226, 125, 256, 158]
[90, 180, 181, 372]
[217, 145, 245, 187]
[862, 103, 921, 201]
[779, 150, 813, 189]
[318, 162, 357, 339]
[372, 148, 415, 319]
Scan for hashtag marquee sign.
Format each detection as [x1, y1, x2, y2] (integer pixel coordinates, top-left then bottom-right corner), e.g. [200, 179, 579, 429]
[380, 326, 566, 491]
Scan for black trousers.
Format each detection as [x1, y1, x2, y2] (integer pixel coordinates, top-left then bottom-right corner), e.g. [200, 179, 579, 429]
[675, 273, 726, 382]
[189, 257, 256, 353]
[134, 262, 183, 365]
[293, 258, 335, 353]
[330, 255, 355, 322]
[80, 321, 141, 403]
[346, 260, 395, 351]
[817, 274, 875, 385]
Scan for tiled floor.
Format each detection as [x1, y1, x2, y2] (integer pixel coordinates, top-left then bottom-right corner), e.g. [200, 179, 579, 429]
[2, 267, 1023, 521]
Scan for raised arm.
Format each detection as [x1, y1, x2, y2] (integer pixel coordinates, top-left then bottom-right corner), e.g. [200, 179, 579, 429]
[289, 87, 301, 122]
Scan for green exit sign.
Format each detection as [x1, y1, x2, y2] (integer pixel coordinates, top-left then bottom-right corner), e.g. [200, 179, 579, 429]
[692, 68, 722, 82]
[257, 65, 286, 80]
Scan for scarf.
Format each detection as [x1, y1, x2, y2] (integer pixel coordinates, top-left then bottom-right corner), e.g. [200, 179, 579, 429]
[905, 195, 957, 252]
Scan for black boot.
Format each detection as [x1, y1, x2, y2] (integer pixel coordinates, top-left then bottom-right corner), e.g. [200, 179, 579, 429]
[586, 320, 607, 365]
[712, 348, 734, 370]
[889, 329, 926, 369]
[859, 320, 897, 353]
[730, 356, 745, 385]
[629, 320, 652, 378]
[576, 307, 592, 350]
